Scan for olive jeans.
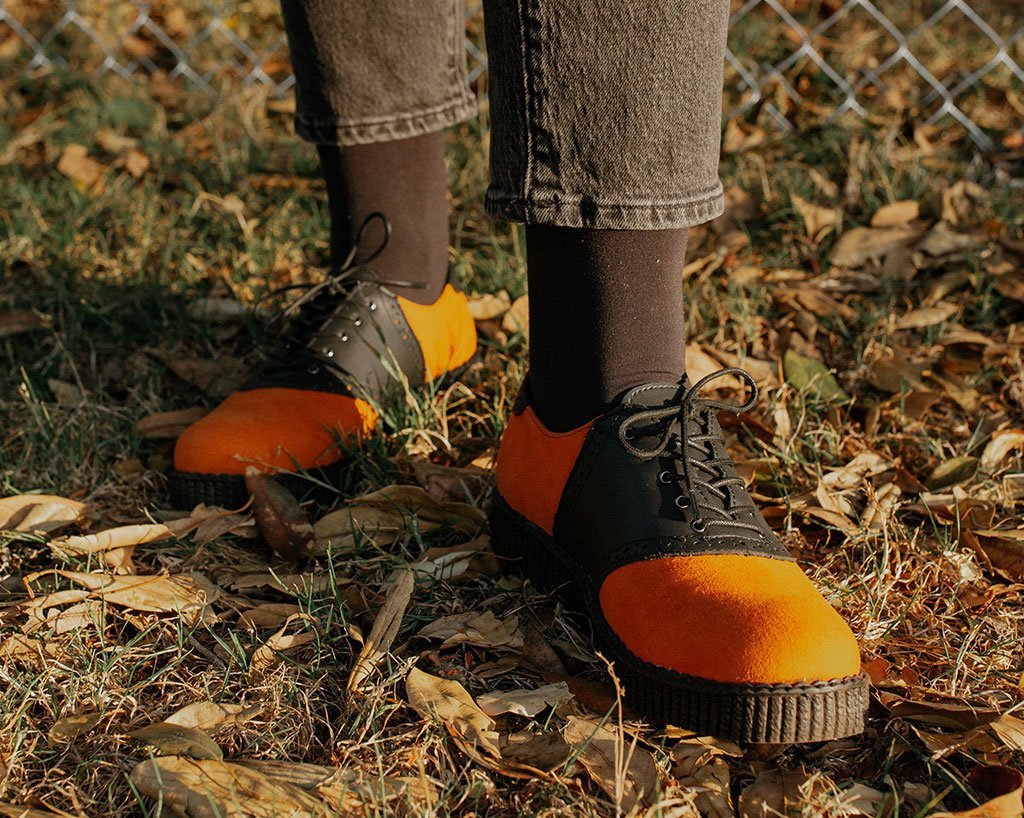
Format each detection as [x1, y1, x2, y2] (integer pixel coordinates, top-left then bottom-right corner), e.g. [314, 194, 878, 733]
[279, 0, 730, 230]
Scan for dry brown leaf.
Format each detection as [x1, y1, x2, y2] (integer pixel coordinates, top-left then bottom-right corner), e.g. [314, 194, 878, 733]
[917, 223, 985, 257]
[896, 302, 958, 330]
[244, 471, 313, 561]
[499, 731, 573, 770]
[51, 570, 210, 620]
[467, 291, 511, 321]
[405, 666, 500, 757]
[562, 716, 658, 813]
[417, 610, 524, 650]
[477, 682, 573, 718]
[0, 634, 60, 668]
[791, 193, 840, 244]
[137, 407, 209, 439]
[57, 143, 103, 190]
[237, 603, 301, 630]
[981, 431, 1024, 471]
[128, 723, 223, 760]
[413, 536, 500, 583]
[0, 309, 48, 339]
[831, 225, 921, 267]
[738, 768, 817, 818]
[347, 568, 414, 692]
[166, 701, 258, 731]
[312, 485, 483, 555]
[971, 530, 1024, 582]
[871, 199, 920, 228]
[48, 711, 104, 743]
[0, 494, 85, 535]
[50, 522, 174, 571]
[502, 294, 529, 336]
[249, 613, 318, 679]
[942, 180, 988, 226]
[122, 148, 150, 178]
[932, 766, 1024, 818]
[131, 756, 329, 817]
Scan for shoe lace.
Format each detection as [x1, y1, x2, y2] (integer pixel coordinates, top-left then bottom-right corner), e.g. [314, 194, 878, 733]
[254, 212, 426, 380]
[617, 368, 764, 537]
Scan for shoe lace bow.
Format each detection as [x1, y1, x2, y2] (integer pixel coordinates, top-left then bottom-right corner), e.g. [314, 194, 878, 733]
[617, 368, 764, 538]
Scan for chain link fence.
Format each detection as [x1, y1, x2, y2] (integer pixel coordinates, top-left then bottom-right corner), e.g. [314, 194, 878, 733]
[1, 0, 1020, 149]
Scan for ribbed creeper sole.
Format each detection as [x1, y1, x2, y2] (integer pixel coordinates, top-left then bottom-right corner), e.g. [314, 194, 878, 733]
[489, 490, 869, 743]
[168, 462, 346, 510]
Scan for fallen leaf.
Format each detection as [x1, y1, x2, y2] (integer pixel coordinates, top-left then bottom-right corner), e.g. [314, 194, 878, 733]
[122, 147, 150, 178]
[0, 310, 47, 338]
[831, 225, 921, 267]
[57, 143, 104, 190]
[128, 723, 224, 760]
[137, 407, 209, 439]
[477, 682, 573, 718]
[502, 294, 528, 336]
[244, 471, 313, 561]
[417, 610, 523, 650]
[50, 571, 210, 620]
[981, 431, 1024, 471]
[166, 701, 257, 731]
[413, 536, 500, 583]
[791, 193, 840, 243]
[130, 756, 328, 817]
[932, 766, 1024, 818]
[347, 568, 414, 692]
[499, 731, 573, 770]
[783, 349, 848, 402]
[927, 456, 980, 490]
[562, 716, 658, 813]
[467, 291, 510, 321]
[917, 223, 985, 257]
[48, 711, 104, 742]
[971, 530, 1024, 581]
[896, 302, 958, 330]
[237, 603, 301, 630]
[50, 522, 174, 571]
[871, 200, 920, 228]
[0, 494, 85, 534]
[405, 667, 500, 757]
[249, 613, 318, 679]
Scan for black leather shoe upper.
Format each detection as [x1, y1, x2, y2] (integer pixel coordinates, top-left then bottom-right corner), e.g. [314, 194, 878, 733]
[552, 369, 793, 583]
[246, 278, 427, 401]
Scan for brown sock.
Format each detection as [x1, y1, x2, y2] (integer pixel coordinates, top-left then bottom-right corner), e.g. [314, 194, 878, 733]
[525, 225, 689, 432]
[317, 132, 449, 305]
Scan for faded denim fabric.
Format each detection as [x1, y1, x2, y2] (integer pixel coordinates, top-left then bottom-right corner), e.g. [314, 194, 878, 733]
[280, 0, 730, 229]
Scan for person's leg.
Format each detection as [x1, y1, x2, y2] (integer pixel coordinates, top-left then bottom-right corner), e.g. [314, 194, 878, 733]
[280, 0, 476, 304]
[170, 1, 478, 508]
[484, 0, 867, 742]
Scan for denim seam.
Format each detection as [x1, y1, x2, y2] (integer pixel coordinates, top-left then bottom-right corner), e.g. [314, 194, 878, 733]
[294, 94, 476, 146]
[515, 0, 535, 207]
[485, 183, 725, 229]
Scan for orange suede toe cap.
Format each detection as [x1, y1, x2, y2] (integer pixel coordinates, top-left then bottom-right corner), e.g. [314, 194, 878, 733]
[173, 388, 377, 476]
[599, 554, 861, 686]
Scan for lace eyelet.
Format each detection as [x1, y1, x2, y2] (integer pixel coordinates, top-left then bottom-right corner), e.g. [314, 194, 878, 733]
[325, 349, 334, 358]
[307, 364, 320, 374]
[622, 427, 635, 441]
[658, 470, 672, 484]
[340, 333, 349, 342]
[674, 495, 689, 509]
[691, 518, 707, 533]
[369, 302, 377, 311]
[353, 318, 362, 326]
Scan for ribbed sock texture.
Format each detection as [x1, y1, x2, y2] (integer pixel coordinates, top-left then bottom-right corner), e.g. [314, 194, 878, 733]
[525, 225, 689, 432]
[317, 132, 449, 305]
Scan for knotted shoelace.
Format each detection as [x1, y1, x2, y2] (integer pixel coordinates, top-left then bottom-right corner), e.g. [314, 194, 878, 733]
[617, 368, 766, 539]
[256, 212, 425, 380]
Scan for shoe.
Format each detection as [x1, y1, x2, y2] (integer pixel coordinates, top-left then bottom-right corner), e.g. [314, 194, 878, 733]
[169, 232, 477, 509]
[490, 368, 868, 742]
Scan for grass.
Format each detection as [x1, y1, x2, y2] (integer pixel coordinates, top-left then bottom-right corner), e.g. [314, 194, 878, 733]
[1, 64, 1023, 817]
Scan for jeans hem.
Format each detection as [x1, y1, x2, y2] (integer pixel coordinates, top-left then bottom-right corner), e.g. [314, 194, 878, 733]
[484, 183, 726, 229]
[295, 93, 478, 146]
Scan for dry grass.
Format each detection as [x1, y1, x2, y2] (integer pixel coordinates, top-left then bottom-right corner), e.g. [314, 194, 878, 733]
[0, 55, 1023, 818]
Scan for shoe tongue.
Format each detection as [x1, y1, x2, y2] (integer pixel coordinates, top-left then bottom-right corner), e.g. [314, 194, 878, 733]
[620, 380, 688, 409]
